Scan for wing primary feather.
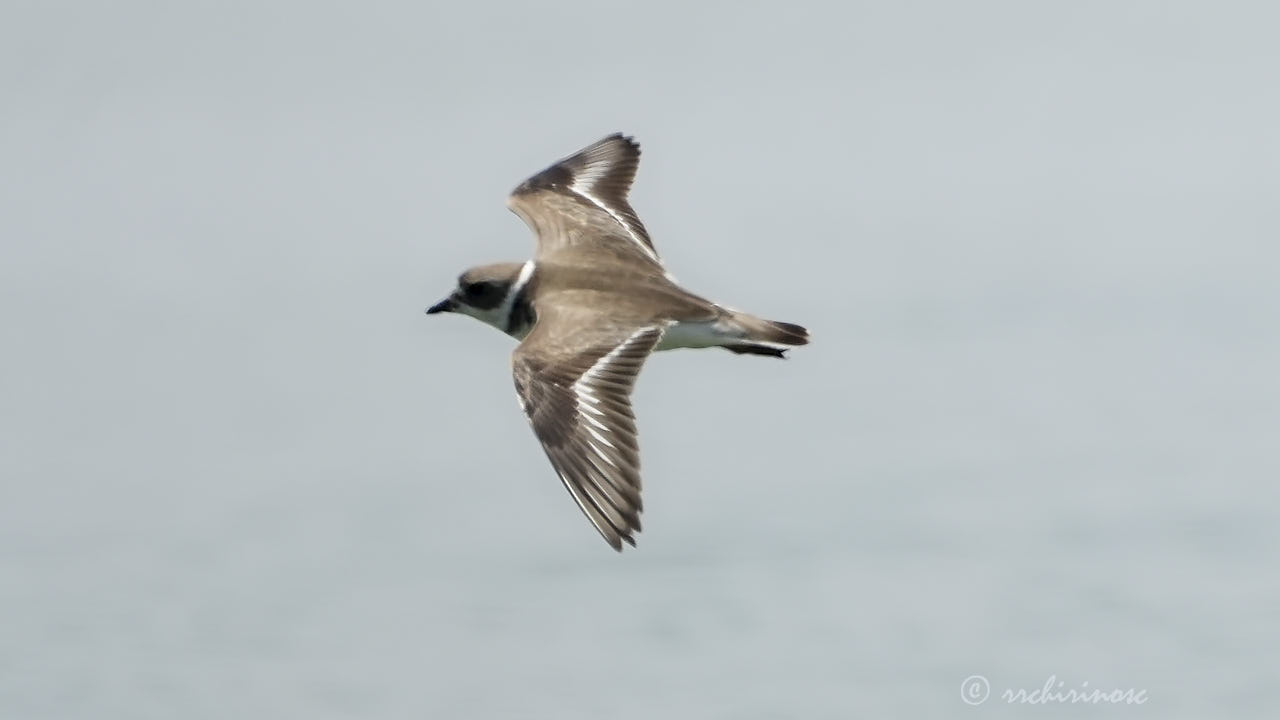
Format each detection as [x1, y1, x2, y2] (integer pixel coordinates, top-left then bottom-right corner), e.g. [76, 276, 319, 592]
[513, 322, 663, 550]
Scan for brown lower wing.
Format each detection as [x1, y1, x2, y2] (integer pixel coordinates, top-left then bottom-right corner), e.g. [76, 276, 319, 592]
[512, 309, 664, 550]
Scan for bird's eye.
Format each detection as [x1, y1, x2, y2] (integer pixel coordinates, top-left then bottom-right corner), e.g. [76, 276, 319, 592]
[463, 281, 488, 297]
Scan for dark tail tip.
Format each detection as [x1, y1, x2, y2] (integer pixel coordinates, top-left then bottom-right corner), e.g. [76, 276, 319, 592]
[725, 344, 789, 358]
[762, 320, 809, 347]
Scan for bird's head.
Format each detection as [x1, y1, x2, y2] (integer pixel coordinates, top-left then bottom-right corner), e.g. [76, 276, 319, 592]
[425, 261, 534, 335]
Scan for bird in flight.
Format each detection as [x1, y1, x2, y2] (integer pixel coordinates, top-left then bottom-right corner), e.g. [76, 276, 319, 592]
[425, 134, 808, 550]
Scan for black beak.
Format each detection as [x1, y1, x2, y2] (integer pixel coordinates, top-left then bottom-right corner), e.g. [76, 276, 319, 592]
[425, 297, 455, 315]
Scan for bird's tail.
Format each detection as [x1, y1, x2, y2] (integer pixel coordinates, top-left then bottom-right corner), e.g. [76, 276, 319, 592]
[722, 312, 810, 358]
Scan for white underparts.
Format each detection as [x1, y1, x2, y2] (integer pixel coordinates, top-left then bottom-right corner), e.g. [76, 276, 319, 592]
[654, 318, 741, 352]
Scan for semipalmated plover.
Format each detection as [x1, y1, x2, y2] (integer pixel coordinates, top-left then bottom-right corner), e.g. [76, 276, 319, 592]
[426, 134, 808, 550]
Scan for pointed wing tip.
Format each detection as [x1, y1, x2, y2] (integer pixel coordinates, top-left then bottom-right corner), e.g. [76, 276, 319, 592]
[604, 529, 638, 552]
[511, 133, 640, 195]
[594, 133, 641, 164]
[603, 132, 639, 151]
[570, 132, 641, 174]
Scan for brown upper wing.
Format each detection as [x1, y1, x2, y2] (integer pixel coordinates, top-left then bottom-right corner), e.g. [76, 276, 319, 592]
[507, 134, 662, 269]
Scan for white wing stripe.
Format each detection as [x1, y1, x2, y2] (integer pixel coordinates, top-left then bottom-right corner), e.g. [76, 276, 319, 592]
[513, 322, 665, 550]
[585, 425, 615, 449]
[568, 180, 660, 263]
[588, 441, 618, 468]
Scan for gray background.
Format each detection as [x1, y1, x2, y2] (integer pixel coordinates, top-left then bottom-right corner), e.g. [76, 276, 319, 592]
[2, 1, 1277, 718]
